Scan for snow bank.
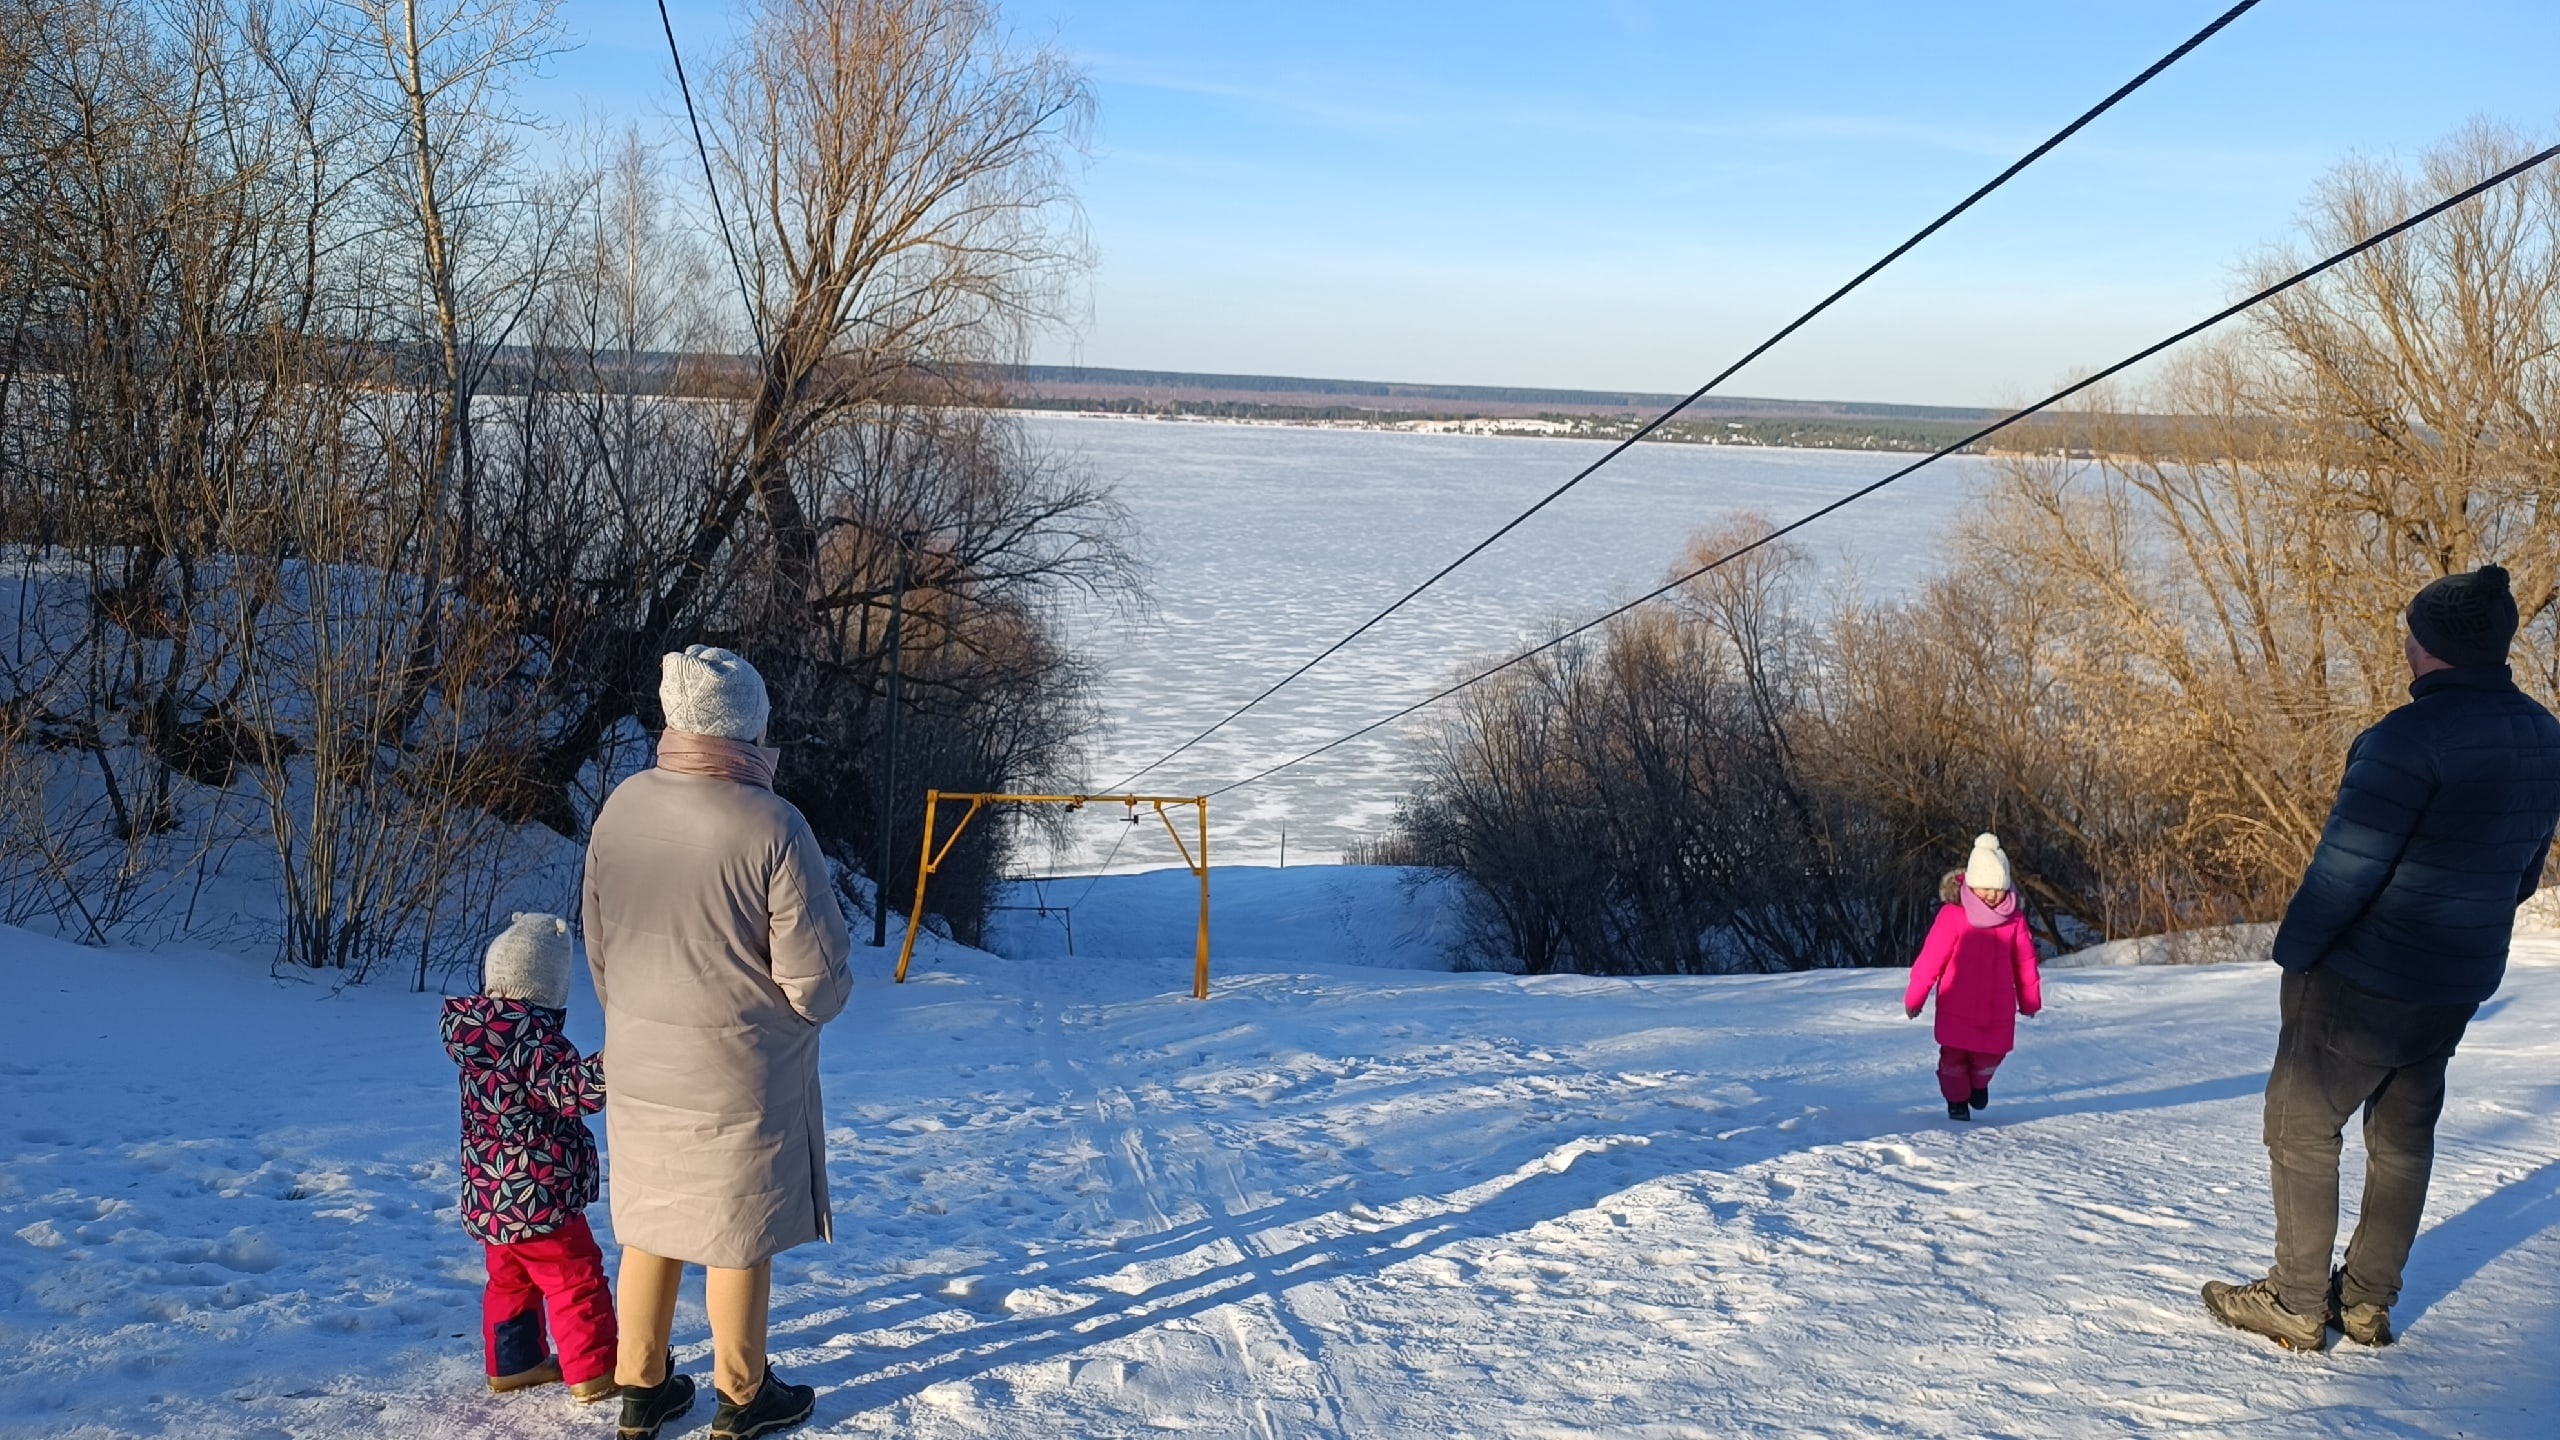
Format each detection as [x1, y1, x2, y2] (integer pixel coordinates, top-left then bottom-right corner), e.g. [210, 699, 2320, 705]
[2049, 921, 2278, 969]
[983, 864, 1469, 972]
[2054, 889, 2560, 968]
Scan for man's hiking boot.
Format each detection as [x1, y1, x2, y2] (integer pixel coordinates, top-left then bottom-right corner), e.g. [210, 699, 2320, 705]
[1969, 1086, 1990, 1111]
[618, 1370, 696, 1440]
[711, 1364, 816, 1439]
[2335, 1298, 2394, 1347]
[1946, 1101, 1972, 1122]
[487, 1356, 561, 1394]
[2202, 1277, 2327, 1351]
[2329, 1268, 2395, 1347]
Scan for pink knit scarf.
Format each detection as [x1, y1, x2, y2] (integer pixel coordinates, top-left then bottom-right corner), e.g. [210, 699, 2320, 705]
[656, 730, 779, 790]
[1960, 886, 2019, 929]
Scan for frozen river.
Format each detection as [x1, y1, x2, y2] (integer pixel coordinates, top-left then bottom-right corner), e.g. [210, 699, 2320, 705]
[1019, 413, 1994, 870]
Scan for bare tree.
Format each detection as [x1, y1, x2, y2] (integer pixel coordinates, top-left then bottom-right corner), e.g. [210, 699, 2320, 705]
[0, 0, 1130, 964]
[711, 0, 1090, 617]
[1389, 518, 1917, 974]
[1807, 124, 2560, 950]
[508, 0, 1117, 934]
[337, 0, 560, 580]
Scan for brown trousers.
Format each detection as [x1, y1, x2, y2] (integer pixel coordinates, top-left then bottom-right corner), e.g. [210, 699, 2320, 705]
[614, 1247, 771, 1403]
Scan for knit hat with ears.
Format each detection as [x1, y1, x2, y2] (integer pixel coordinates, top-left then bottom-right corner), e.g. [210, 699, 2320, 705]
[1963, 833, 2013, 893]
[660, 644, 770, 742]
[2407, 564, 2519, 671]
[483, 912, 575, 1011]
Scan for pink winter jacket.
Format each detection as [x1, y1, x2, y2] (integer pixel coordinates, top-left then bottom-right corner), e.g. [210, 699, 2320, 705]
[1904, 873, 2043, 1054]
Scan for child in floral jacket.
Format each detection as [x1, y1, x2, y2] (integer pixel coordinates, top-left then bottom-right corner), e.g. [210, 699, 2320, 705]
[439, 912, 616, 1402]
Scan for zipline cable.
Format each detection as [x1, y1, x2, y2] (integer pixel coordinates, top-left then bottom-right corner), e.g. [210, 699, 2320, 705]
[1074, 819, 1136, 908]
[656, 1, 766, 355]
[1204, 142, 2560, 800]
[1109, 0, 2266, 792]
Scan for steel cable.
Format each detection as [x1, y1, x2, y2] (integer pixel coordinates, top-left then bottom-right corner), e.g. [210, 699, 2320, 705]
[1205, 142, 2560, 800]
[656, 1, 765, 355]
[1073, 818, 1136, 908]
[1109, 0, 2266, 792]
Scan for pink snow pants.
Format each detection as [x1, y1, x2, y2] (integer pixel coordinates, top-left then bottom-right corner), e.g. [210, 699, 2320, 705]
[484, 1212, 617, 1386]
[1937, 1046, 2004, 1104]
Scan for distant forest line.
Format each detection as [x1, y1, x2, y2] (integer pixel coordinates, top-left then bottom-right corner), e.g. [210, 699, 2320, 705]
[1004, 365, 1999, 421]
[1007, 396, 2004, 455]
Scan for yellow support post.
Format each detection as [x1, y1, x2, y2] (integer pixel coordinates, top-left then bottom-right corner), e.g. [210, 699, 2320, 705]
[1194, 797, 1211, 1000]
[897, 792, 991, 982]
[893, 789, 940, 982]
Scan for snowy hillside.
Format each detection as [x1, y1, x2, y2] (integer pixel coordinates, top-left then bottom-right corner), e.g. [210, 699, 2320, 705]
[6, 882, 2560, 1438]
[985, 866, 1471, 971]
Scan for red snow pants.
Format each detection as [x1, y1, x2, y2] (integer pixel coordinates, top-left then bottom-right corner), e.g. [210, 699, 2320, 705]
[483, 1211, 617, 1385]
[1937, 1046, 2005, 1104]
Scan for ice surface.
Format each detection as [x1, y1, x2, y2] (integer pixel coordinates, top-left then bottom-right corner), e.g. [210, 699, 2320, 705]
[1022, 415, 1985, 870]
[8, 885, 2559, 1438]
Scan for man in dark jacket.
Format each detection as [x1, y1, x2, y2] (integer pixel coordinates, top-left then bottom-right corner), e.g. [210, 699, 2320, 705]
[2205, 564, 2560, 1352]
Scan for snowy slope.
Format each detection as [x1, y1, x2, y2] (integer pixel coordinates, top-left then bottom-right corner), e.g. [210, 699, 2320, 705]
[6, 891, 2560, 1438]
[986, 866, 1471, 971]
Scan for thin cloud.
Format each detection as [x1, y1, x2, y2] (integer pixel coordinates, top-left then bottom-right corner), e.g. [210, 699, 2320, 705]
[1073, 53, 1432, 133]
[1085, 57, 2297, 179]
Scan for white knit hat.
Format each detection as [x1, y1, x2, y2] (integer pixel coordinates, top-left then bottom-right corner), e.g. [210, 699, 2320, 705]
[660, 644, 769, 742]
[483, 912, 575, 1011]
[1963, 833, 2013, 892]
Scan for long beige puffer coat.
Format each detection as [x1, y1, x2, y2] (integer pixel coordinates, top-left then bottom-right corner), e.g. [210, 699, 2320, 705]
[582, 768, 853, 1269]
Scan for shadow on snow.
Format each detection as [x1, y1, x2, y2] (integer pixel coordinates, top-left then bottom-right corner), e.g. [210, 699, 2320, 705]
[778, 1070, 2270, 1413]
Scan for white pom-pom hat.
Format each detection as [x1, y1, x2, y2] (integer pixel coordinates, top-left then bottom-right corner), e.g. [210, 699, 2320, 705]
[1963, 833, 2013, 892]
[483, 911, 575, 1011]
[660, 644, 770, 742]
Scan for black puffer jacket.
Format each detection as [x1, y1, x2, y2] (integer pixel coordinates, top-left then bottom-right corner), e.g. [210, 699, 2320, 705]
[2273, 667, 2560, 1005]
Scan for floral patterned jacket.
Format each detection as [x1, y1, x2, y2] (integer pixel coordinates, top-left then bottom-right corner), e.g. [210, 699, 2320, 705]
[439, 995, 605, 1244]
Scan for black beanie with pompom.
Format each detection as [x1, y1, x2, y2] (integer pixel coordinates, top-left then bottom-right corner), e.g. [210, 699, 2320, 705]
[2407, 564, 2519, 670]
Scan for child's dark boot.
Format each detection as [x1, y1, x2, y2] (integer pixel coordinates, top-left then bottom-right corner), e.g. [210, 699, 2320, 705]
[488, 1356, 560, 1394]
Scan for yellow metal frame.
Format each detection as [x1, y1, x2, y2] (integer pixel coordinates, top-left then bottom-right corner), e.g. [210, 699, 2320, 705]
[893, 792, 1213, 999]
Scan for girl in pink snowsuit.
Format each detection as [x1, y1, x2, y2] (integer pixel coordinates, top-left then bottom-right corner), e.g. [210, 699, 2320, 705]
[1904, 833, 2042, 1121]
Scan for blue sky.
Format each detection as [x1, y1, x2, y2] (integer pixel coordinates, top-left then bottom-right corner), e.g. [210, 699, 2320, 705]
[545, 2, 2560, 408]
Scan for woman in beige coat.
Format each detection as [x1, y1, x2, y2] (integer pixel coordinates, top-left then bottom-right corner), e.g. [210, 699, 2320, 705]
[583, 645, 853, 1440]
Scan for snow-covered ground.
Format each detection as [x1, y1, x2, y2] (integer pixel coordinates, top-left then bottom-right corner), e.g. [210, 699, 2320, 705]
[1022, 415, 1987, 867]
[985, 866, 1470, 972]
[8, 877, 2560, 1438]
[2046, 922, 2279, 970]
